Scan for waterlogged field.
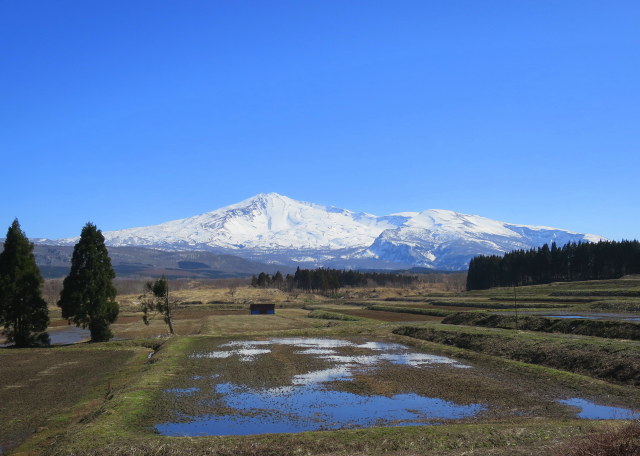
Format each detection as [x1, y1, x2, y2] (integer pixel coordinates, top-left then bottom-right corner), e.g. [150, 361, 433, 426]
[149, 337, 640, 436]
[148, 335, 640, 442]
[3, 278, 640, 455]
[154, 337, 484, 436]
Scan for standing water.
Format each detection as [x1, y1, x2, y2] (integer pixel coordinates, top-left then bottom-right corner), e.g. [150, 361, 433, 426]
[156, 338, 486, 436]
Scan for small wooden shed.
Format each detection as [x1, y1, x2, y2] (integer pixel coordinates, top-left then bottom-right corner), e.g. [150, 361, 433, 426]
[250, 303, 275, 315]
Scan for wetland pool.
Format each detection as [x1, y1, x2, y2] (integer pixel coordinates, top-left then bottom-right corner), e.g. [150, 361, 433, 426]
[558, 398, 640, 420]
[156, 338, 486, 436]
[154, 337, 639, 437]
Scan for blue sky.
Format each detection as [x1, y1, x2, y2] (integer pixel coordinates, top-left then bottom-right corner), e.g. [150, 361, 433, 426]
[1, 1, 639, 240]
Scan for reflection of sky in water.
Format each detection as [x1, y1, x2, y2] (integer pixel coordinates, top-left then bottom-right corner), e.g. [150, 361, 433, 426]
[157, 382, 485, 436]
[190, 338, 471, 369]
[292, 367, 353, 385]
[558, 398, 640, 419]
[191, 348, 271, 361]
[48, 326, 91, 345]
[158, 338, 484, 436]
[296, 348, 337, 355]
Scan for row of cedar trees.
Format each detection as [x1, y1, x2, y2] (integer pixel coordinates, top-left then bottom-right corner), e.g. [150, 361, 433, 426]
[0, 219, 118, 347]
[251, 267, 420, 295]
[466, 240, 640, 291]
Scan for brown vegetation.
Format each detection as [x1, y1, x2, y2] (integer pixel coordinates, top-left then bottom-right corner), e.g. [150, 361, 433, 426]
[554, 420, 640, 456]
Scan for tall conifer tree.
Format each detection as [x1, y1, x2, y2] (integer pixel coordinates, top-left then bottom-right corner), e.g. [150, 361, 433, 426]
[0, 219, 50, 347]
[58, 223, 119, 342]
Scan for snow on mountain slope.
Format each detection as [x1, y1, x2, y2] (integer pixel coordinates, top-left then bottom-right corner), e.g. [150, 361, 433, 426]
[101, 193, 403, 250]
[55, 193, 605, 270]
[366, 209, 605, 270]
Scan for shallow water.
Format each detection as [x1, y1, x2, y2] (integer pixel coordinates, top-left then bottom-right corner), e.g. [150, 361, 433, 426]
[0, 326, 91, 347]
[558, 398, 640, 419]
[190, 338, 472, 369]
[157, 382, 484, 436]
[157, 337, 483, 436]
[48, 326, 91, 345]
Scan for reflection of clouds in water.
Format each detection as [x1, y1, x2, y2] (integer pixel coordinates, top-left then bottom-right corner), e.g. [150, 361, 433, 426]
[320, 355, 382, 366]
[273, 338, 356, 348]
[157, 381, 486, 436]
[295, 348, 338, 355]
[356, 342, 408, 351]
[221, 340, 272, 347]
[292, 367, 353, 385]
[190, 338, 470, 369]
[164, 338, 483, 437]
[191, 349, 271, 360]
[191, 351, 232, 359]
[380, 353, 472, 368]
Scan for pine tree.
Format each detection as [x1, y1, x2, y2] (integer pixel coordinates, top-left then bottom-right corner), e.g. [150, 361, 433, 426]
[58, 223, 119, 342]
[0, 219, 50, 347]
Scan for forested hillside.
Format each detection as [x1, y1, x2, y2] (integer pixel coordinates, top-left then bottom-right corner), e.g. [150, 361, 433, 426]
[467, 240, 640, 290]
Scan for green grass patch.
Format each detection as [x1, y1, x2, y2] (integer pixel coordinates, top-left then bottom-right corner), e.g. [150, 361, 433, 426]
[429, 300, 567, 309]
[394, 324, 640, 385]
[551, 290, 640, 297]
[442, 312, 640, 340]
[367, 304, 454, 317]
[307, 309, 364, 321]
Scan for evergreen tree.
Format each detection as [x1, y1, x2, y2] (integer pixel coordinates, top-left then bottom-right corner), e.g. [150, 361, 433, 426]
[273, 271, 284, 289]
[58, 223, 119, 342]
[466, 240, 640, 290]
[0, 219, 50, 347]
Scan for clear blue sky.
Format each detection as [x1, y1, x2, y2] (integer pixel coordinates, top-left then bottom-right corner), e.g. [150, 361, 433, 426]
[2, 1, 639, 240]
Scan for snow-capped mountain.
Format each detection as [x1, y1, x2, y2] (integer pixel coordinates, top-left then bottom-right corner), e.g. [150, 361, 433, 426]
[55, 193, 605, 270]
[367, 210, 604, 270]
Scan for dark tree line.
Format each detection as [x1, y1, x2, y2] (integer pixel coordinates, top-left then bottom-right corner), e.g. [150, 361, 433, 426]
[251, 267, 419, 295]
[467, 240, 640, 291]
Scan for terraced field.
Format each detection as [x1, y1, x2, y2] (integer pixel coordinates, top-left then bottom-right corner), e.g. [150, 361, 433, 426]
[2, 278, 639, 455]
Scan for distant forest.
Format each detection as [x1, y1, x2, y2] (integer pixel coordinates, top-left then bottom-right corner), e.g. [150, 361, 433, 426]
[466, 240, 640, 291]
[251, 267, 420, 294]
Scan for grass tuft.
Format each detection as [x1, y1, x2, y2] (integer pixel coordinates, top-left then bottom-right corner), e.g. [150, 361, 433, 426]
[554, 420, 640, 456]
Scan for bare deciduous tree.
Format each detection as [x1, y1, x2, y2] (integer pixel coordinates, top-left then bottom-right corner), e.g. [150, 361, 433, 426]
[140, 276, 179, 335]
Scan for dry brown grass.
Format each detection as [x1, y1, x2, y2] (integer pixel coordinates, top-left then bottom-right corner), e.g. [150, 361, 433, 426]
[0, 346, 137, 454]
[108, 308, 317, 339]
[554, 420, 640, 456]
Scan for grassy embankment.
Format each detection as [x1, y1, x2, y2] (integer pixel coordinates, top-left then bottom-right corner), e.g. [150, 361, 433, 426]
[3, 277, 640, 455]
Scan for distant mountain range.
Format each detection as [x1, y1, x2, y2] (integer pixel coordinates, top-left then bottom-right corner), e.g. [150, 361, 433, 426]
[31, 244, 289, 279]
[38, 193, 604, 274]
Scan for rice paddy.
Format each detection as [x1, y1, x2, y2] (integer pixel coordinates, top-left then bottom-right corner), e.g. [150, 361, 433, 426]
[2, 277, 639, 455]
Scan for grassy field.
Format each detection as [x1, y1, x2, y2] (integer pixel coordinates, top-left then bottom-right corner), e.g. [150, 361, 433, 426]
[2, 278, 639, 455]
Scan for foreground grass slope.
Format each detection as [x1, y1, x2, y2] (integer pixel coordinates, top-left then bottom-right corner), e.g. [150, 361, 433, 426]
[3, 277, 639, 455]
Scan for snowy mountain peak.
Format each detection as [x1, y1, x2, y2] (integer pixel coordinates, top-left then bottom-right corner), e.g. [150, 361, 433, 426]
[55, 194, 605, 270]
[100, 193, 396, 252]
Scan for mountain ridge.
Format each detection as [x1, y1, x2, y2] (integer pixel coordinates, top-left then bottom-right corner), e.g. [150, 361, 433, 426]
[48, 193, 605, 271]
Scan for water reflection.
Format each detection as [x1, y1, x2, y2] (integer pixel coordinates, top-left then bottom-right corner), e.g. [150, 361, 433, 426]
[157, 381, 485, 436]
[558, 398, 640, 419]
[189, 338, 471, 369]
[157, 337, 483, 436]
